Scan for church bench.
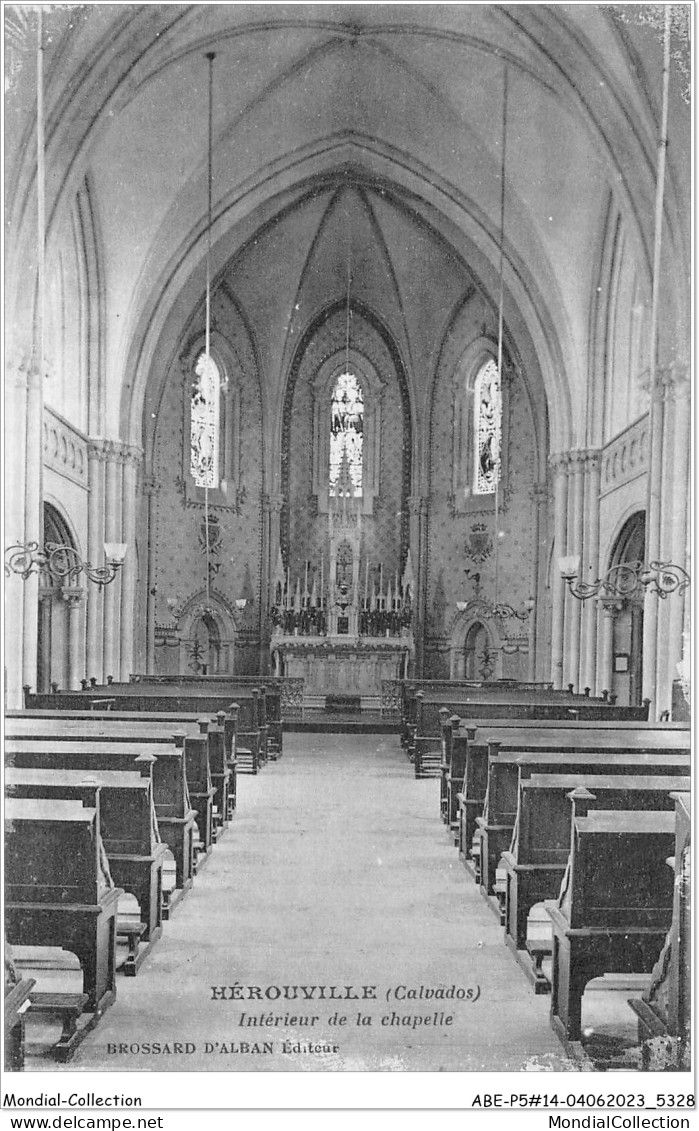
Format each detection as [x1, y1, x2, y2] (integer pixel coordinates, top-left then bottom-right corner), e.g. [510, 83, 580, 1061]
[439, 712, 463, 827]
[5, 766, 168, 960]
[447, 717, 687, 852]
[500, 772, 690, 981]
[127, 676, 284, 758]
[5, 738, 196, 901]
[5, 797, 123, 1016]
[476, 747, 691, 899]
[545, 810, 676, 1046]
[7, 709, 235, 832]
[23, 991, 90, 1063]
[24, 684, 267, 767]
[8, 721, 217, 856]
[458, 724, 689, 865]
[409, 691, 650, 776]
[394, 678, 556, 747]
[629, 792, 691, 1070]
[4, 968, 36, 1071]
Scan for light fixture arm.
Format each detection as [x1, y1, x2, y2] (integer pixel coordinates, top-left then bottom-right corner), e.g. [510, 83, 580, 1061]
[560, 558, 690, 602]
[5, 541, 126, 590]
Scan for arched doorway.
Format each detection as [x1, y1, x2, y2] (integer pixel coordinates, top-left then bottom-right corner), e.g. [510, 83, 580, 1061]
[37, 503, 82, 692]
[608, 512, 645, 706]
[464, 621, 496, 680]
[186, 610, 221, 675]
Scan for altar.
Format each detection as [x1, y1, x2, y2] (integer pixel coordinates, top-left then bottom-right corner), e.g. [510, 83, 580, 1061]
[270, 634, 413, 709]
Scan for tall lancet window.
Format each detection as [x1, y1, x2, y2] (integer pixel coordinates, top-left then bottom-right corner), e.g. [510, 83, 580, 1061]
[473, 358, 501, 494]
[329, 371, 364, 497]
[190, 352, 221, 488]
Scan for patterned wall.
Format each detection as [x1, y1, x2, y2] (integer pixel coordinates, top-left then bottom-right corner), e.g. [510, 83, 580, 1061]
[150, 293, 263, 673]
[283, 308, 409, 596]
[425, 302, 538, 677]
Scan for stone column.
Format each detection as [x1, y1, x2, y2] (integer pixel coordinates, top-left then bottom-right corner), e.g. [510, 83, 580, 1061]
[143, 474, 160, 674]
[655, 364, 691, 717]
[548, 454, 569, 688]
[23, 358, 44, 693]
[529, 482, 549, 681]
[86, 440, 107, 682]
[580, 450, 602, 693]
[263, 492, 285, 667]
[36, 589, 54, 693]
[62, 586, 86, 690]
[409, 494, 428, 676]
[596, 599, 620, 699]
[642, 375, 665, 710]
[5, 358, 30, 706]
[563, 452, 585, 690]
[120, 445, 143, 680]
[102, 441, 123, 681]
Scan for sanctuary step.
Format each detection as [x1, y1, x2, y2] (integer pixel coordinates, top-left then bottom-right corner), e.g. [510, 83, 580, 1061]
[287, 709, 397, 734]
[325, 695, 361, 712]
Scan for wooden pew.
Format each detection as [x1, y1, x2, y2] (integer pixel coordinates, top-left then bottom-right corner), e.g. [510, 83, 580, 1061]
[393, 678, 555, 748]
[410, 690, 650, 777]
[500, 773, 690, 986]
[25, 684, 267, 773]
[126, 675, 285, 756]
[5, 738, 196, 909]
[4, 951, 35, 1071]
[546, 810, 676, 1047]
[475, 742, 690, 900]
[5, 766, 168, 972]
[459, 725, 689, 869]
[629, 792, 691, 1070]
[5, 798, 123, 1020]
[7, 709, 236, 833]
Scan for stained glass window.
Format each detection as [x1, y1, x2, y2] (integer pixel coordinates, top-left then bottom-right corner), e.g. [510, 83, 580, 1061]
[329, 371, 363, 496]
[190, 352, 221, 488]
[473, 358, 501, 494]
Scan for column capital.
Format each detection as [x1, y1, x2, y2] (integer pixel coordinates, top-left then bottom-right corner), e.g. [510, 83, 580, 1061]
[87, 437, 110, 463]
[408, 494, 428, 517]
[548, 451, 571, 475]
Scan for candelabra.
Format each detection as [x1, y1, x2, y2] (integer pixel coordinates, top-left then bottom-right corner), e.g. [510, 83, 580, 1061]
[5, 541, 127, 590]
[456, 571, 534, 621]
[559, 556, 690, 601]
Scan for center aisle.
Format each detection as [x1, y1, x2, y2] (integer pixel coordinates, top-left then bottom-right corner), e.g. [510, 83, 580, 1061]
[71, 732, 569, 1072]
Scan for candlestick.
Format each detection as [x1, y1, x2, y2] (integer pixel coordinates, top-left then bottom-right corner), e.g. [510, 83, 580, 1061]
[286, 568, 290, 610]
[364, 558, 369, 608]
[320, 554, 324, 606]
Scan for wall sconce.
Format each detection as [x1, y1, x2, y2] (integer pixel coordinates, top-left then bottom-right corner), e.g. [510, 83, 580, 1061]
[457, 574, 534, 622]
[559, 555, 690, 601]
[5, 541, 127, 591]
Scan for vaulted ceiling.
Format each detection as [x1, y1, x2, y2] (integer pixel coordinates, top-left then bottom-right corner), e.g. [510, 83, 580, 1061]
[5, 4, 690, 451]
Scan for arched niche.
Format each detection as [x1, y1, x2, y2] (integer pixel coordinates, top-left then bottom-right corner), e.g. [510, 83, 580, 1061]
[447, 609, 502, 680]
[606, 511, 646, 707]
[38, 501, 84, 693]
[175, 592, 238, 675]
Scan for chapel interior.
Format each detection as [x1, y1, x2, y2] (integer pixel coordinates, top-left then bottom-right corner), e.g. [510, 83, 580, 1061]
[3, 3, 691, 1076]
